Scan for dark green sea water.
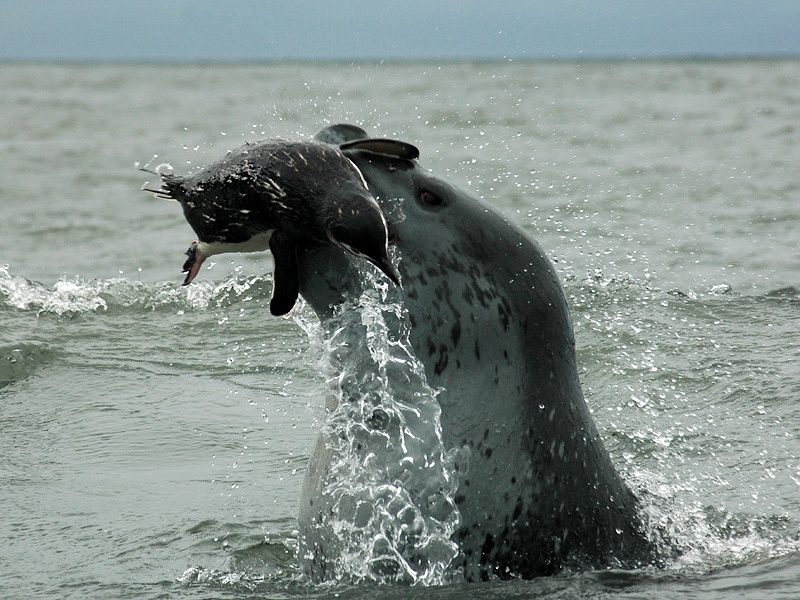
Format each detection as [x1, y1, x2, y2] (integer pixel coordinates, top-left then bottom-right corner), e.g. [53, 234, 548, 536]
[1, 60, 799, 599]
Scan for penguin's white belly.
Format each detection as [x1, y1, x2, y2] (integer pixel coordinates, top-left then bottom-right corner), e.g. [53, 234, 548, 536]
[197, 230, 274, 257]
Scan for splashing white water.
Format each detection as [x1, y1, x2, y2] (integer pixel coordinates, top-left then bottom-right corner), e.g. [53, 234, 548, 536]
[0, 264, 271, 315]
[295, 279, 463, 585]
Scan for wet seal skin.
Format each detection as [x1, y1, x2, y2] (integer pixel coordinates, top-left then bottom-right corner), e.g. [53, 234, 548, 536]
[296, 124, 661, 582]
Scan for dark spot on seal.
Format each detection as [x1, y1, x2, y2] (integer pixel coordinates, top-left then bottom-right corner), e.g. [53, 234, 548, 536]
[454, 494, 466, 505]
[481, 534, 496, 565]
[435, 284, 447, 304]
[426, 265, 441, 278]
[434, 346, 449, 375]
[484, 447, 493, 459]
[497, 300, 510, 331]
[472, 281, 490, 308]
[474, 340, 481, 360]
[462, 284, 474, 304]
[450, 320, 461, 347]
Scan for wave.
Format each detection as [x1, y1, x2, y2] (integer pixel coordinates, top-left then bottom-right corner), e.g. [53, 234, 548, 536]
[3, 262, 793, 320]
[565, 269, 799, 303]
[0, 264, 274, 316]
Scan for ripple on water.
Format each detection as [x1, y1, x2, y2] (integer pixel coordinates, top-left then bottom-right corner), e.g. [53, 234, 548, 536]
[0, 341, 58, 389]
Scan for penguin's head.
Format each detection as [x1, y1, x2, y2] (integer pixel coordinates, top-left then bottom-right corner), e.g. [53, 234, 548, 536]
[326, 193, 400, 287]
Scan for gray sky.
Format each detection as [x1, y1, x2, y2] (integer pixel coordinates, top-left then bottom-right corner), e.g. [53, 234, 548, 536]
[1, 0, 798, 62]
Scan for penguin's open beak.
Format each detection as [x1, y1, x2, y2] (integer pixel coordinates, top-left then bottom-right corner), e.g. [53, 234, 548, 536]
[181, 242, 206, 285]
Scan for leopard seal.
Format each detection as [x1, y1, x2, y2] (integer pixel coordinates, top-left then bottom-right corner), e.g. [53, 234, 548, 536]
[295, 124, 657, 581]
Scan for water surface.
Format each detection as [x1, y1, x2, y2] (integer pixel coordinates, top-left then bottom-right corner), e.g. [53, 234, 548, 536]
[1, 60, 799, 599]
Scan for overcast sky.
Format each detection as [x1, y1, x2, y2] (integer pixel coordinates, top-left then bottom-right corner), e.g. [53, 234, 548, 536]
[1, 1, 798, 62]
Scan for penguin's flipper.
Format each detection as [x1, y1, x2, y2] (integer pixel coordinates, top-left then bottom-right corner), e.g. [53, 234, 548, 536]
[268, 230, 300, 316]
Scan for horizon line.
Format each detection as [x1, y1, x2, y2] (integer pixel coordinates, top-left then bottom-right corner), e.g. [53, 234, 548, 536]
[2, 52, 799, 66]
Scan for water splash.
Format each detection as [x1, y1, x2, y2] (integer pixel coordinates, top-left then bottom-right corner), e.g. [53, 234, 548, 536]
[628, 467, 800, 581]
[0, 265, 109, 315]
[295, 279, 463, 585]
[0, 264, 271, 316]
[570, 272, 800, 578]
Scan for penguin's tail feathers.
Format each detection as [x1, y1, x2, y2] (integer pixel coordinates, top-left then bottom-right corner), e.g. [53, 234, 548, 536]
[140, 168, 184, 202]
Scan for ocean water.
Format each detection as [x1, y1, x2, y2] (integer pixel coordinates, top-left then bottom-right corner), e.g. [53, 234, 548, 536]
[1, 60, 799, 599]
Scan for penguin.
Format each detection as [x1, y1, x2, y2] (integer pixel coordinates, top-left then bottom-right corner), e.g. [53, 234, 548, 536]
[144, 139, 400, 316]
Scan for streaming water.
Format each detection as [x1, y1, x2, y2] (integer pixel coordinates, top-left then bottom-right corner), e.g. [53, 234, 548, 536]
[294, 280, 463, 584]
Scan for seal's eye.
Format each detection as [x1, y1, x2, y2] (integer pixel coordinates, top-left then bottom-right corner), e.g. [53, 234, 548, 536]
[419, 190, 442, 207]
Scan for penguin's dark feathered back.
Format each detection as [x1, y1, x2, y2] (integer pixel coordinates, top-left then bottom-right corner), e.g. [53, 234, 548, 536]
[143, 137, 401, 315]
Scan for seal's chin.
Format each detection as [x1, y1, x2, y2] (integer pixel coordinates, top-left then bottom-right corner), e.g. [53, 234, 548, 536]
[181, 242, 206, 285]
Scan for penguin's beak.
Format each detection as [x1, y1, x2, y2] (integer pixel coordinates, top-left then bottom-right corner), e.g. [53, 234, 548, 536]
[181, 242, 206, 285]
[369, 252, 401, 286]
[328, 234, 401, 287]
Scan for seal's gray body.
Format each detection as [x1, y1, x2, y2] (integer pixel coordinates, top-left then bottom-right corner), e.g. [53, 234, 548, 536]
[296, 125, 654, 581]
